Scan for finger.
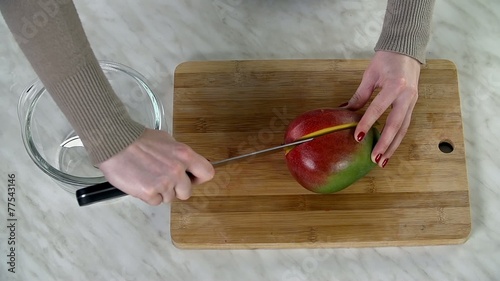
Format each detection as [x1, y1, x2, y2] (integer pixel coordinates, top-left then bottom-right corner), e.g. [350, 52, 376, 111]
[345, 70, 378, 110]
[378, 97, 417, 166]
[370, 95, 412, 163]
[163, 143, 214, 183]
[173, 173, 193, 200]
[143, 192, 163, 206]
[162, 186, 176, 203]
[354, 87, 396, 144]
[185, 154, 215, 184]
[134, 158, 167, 205]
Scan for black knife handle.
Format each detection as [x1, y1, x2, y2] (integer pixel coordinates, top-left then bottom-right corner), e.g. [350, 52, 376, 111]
[76, 182, 127, 207]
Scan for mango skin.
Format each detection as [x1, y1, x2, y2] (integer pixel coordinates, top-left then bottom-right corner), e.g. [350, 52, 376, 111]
[284, 108, 379, 194]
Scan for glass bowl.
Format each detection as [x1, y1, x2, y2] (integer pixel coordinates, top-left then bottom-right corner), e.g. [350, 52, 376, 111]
[18, 61, 165, 194]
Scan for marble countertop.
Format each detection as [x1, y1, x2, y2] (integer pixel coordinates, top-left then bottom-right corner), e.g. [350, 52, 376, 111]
[1, 0, 499, 280]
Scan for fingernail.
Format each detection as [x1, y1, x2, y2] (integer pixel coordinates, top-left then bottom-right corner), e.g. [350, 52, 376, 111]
[338, 102, 348, 107]
[356, 132, 365, 142]
[375, 154, 382, 163]
[382, 158, 389, 168]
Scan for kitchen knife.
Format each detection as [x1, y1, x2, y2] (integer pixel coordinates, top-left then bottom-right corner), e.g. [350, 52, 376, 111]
[75, 137, 313, 207]
[75, 122, 358, 206]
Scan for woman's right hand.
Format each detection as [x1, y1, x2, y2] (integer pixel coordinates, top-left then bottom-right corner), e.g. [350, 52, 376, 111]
[98, 128, 215, 205]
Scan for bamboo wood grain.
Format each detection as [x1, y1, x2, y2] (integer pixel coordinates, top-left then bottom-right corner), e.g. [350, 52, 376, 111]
[171, 59, 471, 249]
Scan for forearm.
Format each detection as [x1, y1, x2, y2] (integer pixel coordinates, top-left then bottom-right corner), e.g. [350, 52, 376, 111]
[0, 0, 145, 164]
[375, 0, 436, 63]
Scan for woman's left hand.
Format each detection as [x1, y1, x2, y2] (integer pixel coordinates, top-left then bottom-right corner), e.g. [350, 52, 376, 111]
[342, 51, 421, 168]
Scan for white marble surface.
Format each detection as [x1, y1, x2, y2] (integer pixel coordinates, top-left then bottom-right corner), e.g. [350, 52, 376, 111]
[1, 0, 500, 280]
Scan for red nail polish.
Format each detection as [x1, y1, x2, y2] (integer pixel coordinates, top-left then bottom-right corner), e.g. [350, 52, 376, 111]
[375, 154, 382, 163]
[338, 102, 348, 107]
[356, 132, 365, 142]
[382, 158, 389, 168]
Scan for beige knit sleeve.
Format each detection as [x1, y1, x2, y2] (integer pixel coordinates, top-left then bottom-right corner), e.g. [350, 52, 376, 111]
[0, 0, 145, 164]
[375, 0, 436, 63]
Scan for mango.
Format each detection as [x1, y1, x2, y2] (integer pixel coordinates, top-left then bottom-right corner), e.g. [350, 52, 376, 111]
[284, 108, 379, 193]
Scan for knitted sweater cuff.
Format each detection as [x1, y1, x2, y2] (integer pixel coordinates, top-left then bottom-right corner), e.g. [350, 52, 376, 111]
[375, 0, 436, 64]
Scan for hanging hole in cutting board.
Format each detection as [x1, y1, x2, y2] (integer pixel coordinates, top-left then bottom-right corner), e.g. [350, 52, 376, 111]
[439, 140, 454, 153]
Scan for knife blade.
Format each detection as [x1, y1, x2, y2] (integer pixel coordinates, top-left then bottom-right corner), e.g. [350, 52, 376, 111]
[209, 136, 315, 166]
[75, 122, 358, 206]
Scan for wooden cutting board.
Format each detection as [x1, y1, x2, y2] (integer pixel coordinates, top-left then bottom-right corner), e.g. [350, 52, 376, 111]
[170, 59, 471, 249]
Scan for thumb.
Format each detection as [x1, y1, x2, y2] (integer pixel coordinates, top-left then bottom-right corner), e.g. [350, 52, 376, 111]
[187, 155, 215, 185]
[345, 71, 377, 110]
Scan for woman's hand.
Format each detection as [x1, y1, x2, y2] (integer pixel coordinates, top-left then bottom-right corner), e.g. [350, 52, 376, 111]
[342, 51, 421, 168]
[98, 128, 215, 205]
